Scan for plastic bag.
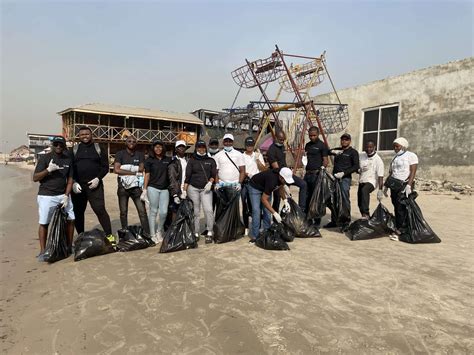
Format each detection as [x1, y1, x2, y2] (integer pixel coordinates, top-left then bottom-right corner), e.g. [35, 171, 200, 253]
[116, 225, 155, 252]
[255, 224, 290, 250]
[307, 169, 334, 220]
[281, 198, 321, 238]
[346, 203, 396, 240]
[160, 199, 198, 253]
[43, 205, 70, 263]
[329, 179, 351, 226]
[74, 229, 115, 261]
[213, 187, 245, 243]
[398, 192, 441, 244]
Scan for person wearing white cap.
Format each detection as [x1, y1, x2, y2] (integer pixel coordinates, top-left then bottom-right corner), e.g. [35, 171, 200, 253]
[214, 133, 246, 189]
[383, 137, 418, 240]
[247, 167, 295, 242]
[168, 140, 188, 221]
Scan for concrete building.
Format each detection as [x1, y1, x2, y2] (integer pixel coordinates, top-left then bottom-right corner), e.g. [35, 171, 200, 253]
[313, 57, 473, 184]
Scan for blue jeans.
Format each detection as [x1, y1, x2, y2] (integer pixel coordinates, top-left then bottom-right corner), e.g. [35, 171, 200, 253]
[248, 185, 272, 239]
[147, 187, 169, 236]
[241, 183, 252, 228]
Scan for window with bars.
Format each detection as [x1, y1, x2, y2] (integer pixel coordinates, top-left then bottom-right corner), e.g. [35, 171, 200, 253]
[362, 104, 399, 151]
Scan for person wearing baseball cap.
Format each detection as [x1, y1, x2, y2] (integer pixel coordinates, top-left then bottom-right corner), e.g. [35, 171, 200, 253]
[33, 135, 75, 261]
[214, 133, 246, 190]
[168, 140, 188, 221]
[247, 167, 294, 242]
[326, 132, 359, 230]
[208, 138, 220, 157]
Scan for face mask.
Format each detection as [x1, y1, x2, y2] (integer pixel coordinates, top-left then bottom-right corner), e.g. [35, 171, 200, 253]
[208, 148, 219, 154]
[396, 149, 405, 156]
[196, 152, 206, 157]
[367, 151, 376, 157]
[275, 142, 283, 147]
[223, 146, 233, 152]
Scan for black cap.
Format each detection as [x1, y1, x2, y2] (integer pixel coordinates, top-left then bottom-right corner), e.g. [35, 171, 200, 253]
[245, 137, 255, 146]
[195, 140, 206, 147]
[209, 138, 219, 145]
[51, 136, 66, 145]
[340, 133, 351, 140]
[152, 139, 164, 146]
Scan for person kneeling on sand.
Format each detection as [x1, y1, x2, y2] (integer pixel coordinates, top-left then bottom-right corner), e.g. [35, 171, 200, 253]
[33, 136, 75, 261]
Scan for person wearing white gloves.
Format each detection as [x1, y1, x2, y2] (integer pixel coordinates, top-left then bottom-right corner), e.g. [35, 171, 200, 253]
[214, 133, 246, 191]
[357, 140, 384, 219]
[247, 167, 295, 242]
[384, 137, 418, 239]
[33, 136, 75, 261]
[325, 133, 360, 230]
[168, 140, 188, 222]
[303, 126, 329, 227]
[184, 140, 217, 244]
[114, 135, 150, 237]
[141, 140, 171, 243]
[70, 126, 114, 243]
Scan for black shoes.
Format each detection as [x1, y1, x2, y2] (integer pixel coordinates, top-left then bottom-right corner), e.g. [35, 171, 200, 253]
[323, 222, 338, 228]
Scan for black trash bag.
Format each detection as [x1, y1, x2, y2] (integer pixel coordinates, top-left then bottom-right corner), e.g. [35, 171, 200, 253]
[43, 205, 70, 263]
[346, 203, 396, 240]
[398, 192, 441, 244]
[116, 225, 154, 252]
[307, 169, 334, 220]
[328, 179, 351, 226]
[160, 199, 198, 253]
[74, 229, 115, 261]
[213, 187, 245, 243]
[281, 198, 321, 239]
[255, 224, 290, 251]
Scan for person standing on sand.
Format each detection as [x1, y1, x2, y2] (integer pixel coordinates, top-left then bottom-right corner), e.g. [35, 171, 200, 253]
[70, 126, 115, 244]
[33, 136, 75, 261]
[358, 140, 384, 219]
[168, 140, 188, 222]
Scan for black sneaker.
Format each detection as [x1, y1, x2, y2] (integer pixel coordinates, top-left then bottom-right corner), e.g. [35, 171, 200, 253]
[205, 235, 213, 244]
[248, 238, 256, 244]
[324, 222, 338, 228]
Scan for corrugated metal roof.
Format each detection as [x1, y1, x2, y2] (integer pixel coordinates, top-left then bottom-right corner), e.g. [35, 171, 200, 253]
[58, 103, 203, 125]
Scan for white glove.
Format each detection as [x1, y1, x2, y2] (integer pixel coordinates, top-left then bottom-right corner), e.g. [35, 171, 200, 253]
[283, 199, 291, 212]
[47, 159, 63, 173]
[72, 182, 82, 194]
[234, 183, 241, 191]
[383, 186, 389, 197]
[180, 190, 187, 200]
[402, 184, 412, 197]
[140, 189, 148, 202]
[88, 177, 100, 190]
[61, 194, 69, 208]
[174, 196, 181, 204]
[331, 149, 343, 156]
[130, 165, 139, 173]
[204, 181, 213, 191]
[273, 212, 282, 224]
[302, 155, 308, 167]
[334, 172, 344, 179]
[283, 184, 291, 198]
[321, 166, 326, 170]
[377, 190, 384, 201]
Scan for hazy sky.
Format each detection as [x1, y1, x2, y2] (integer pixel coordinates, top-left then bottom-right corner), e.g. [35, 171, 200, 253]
[1, 0, 472, 151]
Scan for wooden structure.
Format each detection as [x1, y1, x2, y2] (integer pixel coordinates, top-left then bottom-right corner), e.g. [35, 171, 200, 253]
[59, 103, 203, 162]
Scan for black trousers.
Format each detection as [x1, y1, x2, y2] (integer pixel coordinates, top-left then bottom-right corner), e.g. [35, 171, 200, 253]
[117, 185, 150, 234]
[357, 183, 375, 215]
[272, 174, 308, 213]
[71, 182, 112, 235]
[241, 183, 252, 229]
[390, 186, 406, 230]
[304, 171, 321, 226]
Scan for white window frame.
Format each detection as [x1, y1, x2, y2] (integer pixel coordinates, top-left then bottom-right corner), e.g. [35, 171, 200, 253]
[360, 103, 400, 152]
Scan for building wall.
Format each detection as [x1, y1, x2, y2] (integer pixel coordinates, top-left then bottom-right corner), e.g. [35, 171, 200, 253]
[313, 57, 473, 184]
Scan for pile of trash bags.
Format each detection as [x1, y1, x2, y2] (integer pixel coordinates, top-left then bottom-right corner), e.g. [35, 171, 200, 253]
[255, 224, 290, 251]
[281, 198, 321, 239]
[399, 192, 441, 244]
[43, 205, 70, 263]
[74, 229, 116, 261]
[213, 187, 245, 243]
[307, 169, 334, 220]
[160, 199, 198, 253]
[345, 203, 396, 240]
[117, 225, 155, 252]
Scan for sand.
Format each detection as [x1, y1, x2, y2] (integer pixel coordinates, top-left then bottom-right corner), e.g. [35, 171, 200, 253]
[1, 164, 473, 354]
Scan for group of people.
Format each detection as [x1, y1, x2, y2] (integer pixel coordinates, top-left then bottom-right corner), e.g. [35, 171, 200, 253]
[33, 125, 418, 260]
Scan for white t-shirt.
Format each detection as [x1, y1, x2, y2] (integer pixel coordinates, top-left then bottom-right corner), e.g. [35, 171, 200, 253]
[177, 156, 187, 189]
[215, 149, 245, 183]
[359, 152, 384, 189]
[391, 151, 419, 181]
[243, 151, 265, 178]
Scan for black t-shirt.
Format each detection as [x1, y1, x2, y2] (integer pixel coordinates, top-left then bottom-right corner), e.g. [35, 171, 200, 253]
[267, 143, 287, 168]
[144, 156, 171, 190]
[34, 152, 73, 196]
[249, 169, 281, 195]
[72, 143, 109, 184]
[114, 149, 145, 182]
[305, 139, 328, 170]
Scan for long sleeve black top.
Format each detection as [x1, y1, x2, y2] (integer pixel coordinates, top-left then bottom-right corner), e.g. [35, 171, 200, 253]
[72, 142, 109, 184]
[185, 154, 216, 189]
[332, 147, 360, 177]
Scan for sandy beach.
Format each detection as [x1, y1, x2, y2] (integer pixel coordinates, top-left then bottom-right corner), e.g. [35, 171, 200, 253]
[1, 164, 473, 354]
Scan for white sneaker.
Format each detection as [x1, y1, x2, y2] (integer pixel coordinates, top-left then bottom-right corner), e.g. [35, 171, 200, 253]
[154, 231, 163, 243]
[244, 228, 249, 237]
[389, 234, 399, 241]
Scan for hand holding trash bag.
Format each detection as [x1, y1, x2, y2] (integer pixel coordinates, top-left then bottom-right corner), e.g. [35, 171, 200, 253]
[273, 212, 282, 223]
[281, 197, 321, 238]
[72, 182, 82, 194]
[402, 184, 412, 197]
[204, 181, 212, 192]
[173, 196, 181, 204]
[334, 172, 344, 179]
[61, 194, 69, 208]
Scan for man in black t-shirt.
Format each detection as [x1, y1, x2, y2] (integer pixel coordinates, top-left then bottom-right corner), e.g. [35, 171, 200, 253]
[303, 126, 329, 227]
[33, 136, 75, 261]
[114, 135, 149, 235]
[70, 126, 114, 242]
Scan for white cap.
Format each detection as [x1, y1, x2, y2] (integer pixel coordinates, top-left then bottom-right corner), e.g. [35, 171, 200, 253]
[279, 167, 294, 184]
[175, 140, 186, 148]
[393, 137, 409, 149]
[223, 133, 234, 141]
